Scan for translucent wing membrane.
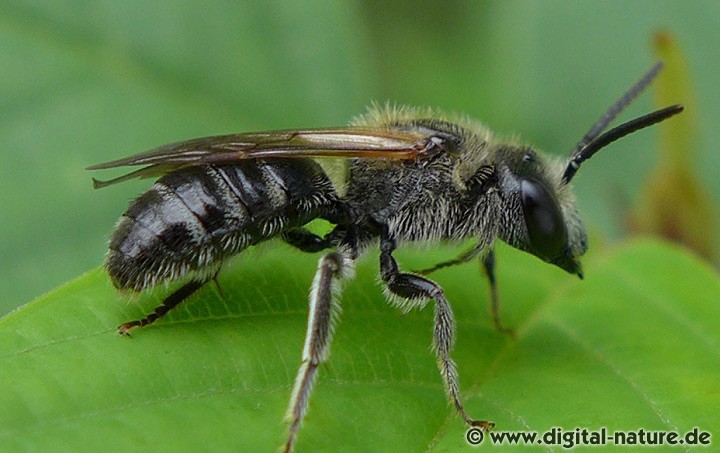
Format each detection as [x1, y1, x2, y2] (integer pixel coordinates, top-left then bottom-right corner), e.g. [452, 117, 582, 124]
[88, 127, 438, 188]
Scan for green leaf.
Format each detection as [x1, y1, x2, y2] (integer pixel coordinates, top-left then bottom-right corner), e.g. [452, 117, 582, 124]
[2, 239, 718, 451]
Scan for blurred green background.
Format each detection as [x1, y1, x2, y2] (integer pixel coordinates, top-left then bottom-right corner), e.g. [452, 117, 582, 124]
[1, 0, 718, 314]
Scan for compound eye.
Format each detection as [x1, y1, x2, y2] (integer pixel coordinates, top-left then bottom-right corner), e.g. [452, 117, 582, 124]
[520, 179, 568, 260]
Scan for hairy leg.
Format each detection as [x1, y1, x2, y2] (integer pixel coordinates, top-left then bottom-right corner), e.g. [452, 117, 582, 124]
[284, 247, 354, 453]
[379, 228, 493, 431]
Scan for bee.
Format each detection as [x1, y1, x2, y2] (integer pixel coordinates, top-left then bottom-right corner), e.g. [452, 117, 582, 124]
[89, 62, 681, 452]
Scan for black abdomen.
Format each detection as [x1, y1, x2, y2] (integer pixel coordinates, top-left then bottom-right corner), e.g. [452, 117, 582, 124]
[107, 159, 339, 291]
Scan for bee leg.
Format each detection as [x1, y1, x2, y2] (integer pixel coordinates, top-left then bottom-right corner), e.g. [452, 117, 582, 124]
[281, 228, 333, 253]
[416, 245, 513, 336]
[211, 270, 225, 300]
[414, 243, 484, 275]
[481, 249, 514, 336]
[285, 248, 354, 453]
[379, 231, 494, 432]
[117, 279, 206, 336]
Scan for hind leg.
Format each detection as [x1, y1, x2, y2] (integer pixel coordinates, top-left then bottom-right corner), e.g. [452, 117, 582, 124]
[117, 278, 208, 336]
[284, 246, 354, 453]
[282, 227, 333, 253]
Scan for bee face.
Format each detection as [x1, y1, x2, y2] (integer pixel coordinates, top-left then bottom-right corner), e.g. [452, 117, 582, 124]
[494, 147, 587, 276]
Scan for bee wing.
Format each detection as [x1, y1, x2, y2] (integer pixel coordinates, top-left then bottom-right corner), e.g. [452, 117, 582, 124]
[88, 127, 438, 188]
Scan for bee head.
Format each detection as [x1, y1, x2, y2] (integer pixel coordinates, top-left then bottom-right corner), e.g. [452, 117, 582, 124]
[491, 62, 684, 277]
[494, 147, 587, 277]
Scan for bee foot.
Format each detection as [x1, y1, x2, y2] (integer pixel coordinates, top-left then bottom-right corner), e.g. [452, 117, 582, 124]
[469, 420, 495, 432]
[117, 321, 140, 337]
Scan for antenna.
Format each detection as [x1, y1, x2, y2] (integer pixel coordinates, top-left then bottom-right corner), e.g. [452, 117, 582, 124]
[562, 105, 683, 184]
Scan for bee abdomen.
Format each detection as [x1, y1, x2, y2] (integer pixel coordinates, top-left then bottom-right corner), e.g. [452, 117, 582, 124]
[107, 160, 339, 291]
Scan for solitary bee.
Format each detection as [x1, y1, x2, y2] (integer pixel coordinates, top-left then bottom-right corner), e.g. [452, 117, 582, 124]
[90, 63, 681, 452]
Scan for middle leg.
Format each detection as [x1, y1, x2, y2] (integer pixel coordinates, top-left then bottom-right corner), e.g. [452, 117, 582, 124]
[378, 229, 493, 430]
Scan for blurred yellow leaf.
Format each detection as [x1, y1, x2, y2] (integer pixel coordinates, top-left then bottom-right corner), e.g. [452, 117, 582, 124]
[628, 31, 717, 263]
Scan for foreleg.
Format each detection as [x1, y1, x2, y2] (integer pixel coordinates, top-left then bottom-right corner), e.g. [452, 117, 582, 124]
[417, 245, 513, 336]
[481, 248, 513, 335]
[414, 242, 485, 275]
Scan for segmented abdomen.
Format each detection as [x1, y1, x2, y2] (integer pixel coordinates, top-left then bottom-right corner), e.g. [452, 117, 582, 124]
[107, 159, 339, 291]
